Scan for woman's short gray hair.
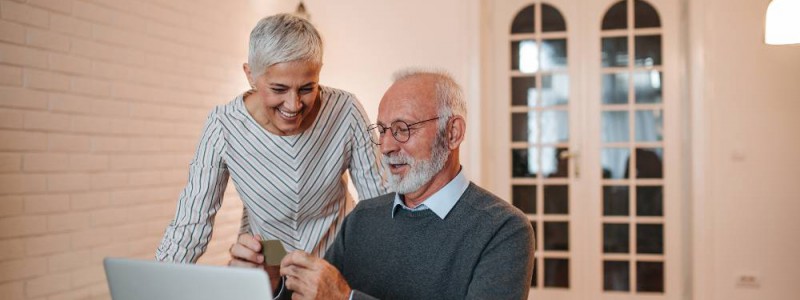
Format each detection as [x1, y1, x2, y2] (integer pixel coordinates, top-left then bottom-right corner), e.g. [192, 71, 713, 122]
[248, 13, 323, 80]
[392, 68, 467, 134]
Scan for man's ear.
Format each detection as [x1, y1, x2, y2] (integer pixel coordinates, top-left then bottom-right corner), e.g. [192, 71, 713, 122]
[446, 116, 466, 150]
[243, 63, 255, 87]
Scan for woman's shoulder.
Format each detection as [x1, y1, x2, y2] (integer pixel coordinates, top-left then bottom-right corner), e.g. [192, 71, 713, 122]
[320, 85, 360, 105]
[319, 85, 371, 121]
[206, 93, 248, 121]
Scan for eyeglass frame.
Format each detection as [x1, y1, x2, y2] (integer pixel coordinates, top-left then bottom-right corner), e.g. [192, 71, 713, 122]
[366, 117, 440, 145]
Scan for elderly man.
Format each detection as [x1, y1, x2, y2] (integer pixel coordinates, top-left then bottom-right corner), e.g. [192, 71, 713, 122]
[230, 69, 535, 300]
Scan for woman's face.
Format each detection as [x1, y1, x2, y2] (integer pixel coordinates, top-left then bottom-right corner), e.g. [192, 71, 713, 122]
[246, 60, 322, 135]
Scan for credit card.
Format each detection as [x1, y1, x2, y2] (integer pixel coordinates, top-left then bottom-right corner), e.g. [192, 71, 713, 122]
[260, 240, 288, 266]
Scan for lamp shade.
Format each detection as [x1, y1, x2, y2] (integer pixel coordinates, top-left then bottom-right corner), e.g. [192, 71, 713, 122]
[765, 0, 800, 45]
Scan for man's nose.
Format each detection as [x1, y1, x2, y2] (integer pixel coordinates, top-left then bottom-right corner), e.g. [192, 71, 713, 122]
[379, 131, 399, 155]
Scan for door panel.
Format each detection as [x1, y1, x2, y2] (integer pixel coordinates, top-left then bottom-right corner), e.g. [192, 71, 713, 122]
[486, 0, 684, 299]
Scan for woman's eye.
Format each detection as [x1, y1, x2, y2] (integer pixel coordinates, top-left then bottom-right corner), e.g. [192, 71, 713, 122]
[271, 88, 287, 93]
[300, 87, 314, 94]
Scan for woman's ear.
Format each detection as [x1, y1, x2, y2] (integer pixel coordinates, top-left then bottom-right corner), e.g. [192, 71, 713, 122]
[243, 63, 255, 88]
[446, 116, 466, 150]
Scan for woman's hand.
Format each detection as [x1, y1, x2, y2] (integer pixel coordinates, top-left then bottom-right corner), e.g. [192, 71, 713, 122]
[229, 233, 281, 292]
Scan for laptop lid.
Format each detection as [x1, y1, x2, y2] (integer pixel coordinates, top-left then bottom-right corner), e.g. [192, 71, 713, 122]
[103, 257, 273, 300]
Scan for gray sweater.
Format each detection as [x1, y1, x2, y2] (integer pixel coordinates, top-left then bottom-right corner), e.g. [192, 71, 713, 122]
[324, 183, 536, 300]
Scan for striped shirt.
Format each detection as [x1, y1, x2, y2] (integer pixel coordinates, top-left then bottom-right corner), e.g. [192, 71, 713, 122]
[156, 86, 387, 263]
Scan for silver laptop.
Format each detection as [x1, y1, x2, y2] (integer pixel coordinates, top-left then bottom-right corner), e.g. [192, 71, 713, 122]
[104, 257, 273, 300]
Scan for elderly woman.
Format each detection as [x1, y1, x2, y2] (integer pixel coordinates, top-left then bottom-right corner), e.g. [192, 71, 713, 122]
[156, 14, 386, 269]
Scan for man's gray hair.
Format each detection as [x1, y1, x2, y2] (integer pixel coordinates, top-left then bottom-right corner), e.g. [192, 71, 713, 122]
[391, 68, 467, 134]
[248, 13, 323, 80]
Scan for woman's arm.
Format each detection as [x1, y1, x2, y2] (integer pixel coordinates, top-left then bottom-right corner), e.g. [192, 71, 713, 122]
[156, 108, 229, 263]
[346, 96, 388, 200]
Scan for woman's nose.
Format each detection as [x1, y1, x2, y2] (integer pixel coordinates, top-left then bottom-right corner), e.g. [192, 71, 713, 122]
[283, 93, 303, 111]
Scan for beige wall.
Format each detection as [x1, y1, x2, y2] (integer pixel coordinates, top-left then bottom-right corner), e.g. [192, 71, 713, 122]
[0, 0, 260, 299]
[692, 0, 800, 299]
[2, 0, 799, 299]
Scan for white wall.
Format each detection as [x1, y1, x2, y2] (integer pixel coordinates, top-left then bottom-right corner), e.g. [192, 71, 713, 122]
[692, 0, 800, 299]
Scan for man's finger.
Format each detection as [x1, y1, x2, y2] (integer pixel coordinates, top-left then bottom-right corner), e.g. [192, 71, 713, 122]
[280, 251, 315, 269]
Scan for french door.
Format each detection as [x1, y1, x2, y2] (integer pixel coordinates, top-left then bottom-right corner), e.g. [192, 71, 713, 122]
[484, 0, 685, 299]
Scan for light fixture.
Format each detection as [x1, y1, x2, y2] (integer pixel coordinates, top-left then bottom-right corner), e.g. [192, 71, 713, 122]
[765, 0, 800, 45]
[295, 1, 310, 20]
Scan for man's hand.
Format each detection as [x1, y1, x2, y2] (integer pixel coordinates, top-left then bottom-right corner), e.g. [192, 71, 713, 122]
[281, 251, 351, 300]
[228, 233, 280, 292]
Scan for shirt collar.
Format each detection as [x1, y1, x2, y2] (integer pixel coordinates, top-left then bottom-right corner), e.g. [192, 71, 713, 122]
[391, 168, 469, 220]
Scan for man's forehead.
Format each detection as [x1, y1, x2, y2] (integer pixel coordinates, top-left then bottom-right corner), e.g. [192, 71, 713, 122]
[378, 95, 436, 124]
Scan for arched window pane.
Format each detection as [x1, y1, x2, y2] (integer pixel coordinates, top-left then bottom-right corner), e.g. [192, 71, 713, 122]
[511, 4, 535, 33]
[602, 37, 629, 67]
[542, 4, 566, 32]
[541, 39, 568, 71]
[634, 0, 661, 28]
[512, 76, 537, 106]
[602, 1, 628, 30]
[635, 35, 662, 66]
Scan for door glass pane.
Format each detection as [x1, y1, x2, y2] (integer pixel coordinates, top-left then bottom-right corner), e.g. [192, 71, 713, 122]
[541, 111, 568, 143]
[512, 40, 539, 73]
[634, 109, 663, 142]
[542, 147, 569, 178]
[602, 1, 628, 30]
[637, 261, 664, 292]
[544, 222, 569, 250]
[603, 186, 629, 216]
[511, 4, 535, 33]
[602, 111, 629, 142]
[512, 76, 537, 106]
[512, 148, 538, 178]
[603, 223, 630, 253]
[541, 74, 569, 107]
[511, 112, 537, 143]
[602, 148, 630, 179]
[636, 224, 663, 254]
[542, 4, 567, 32]
[544, 185, 568, 214]
[634, 0, 661, 28]
[544, 258, 570, 288]
[541, 39, 567, 71]
[602, 73, 629, 104]
[637, 186, 663, 216]
[513, 185, 537, 214]
[634, 71, 662, 103]
[634, 35, 662, 67]
[635, 148, 663, 179]
[602, 37, 628, 67]
[604, 260, 630, 291]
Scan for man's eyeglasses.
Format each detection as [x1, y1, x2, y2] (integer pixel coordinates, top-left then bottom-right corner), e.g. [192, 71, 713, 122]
[366, 117, 440, 145]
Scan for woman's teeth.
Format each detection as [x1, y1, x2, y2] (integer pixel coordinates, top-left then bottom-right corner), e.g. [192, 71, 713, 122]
[278, 109, 299, 118]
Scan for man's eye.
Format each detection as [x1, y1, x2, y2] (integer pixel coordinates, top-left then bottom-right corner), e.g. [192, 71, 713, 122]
[300, 87, 314, 93]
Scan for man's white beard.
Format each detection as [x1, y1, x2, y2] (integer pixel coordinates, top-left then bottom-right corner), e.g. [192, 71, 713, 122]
[382, 135, 450, 195]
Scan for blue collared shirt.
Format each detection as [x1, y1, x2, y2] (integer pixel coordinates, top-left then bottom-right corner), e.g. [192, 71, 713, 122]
[391, 168, 469, 220]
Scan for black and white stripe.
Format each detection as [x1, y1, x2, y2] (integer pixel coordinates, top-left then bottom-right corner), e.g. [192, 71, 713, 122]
[156, 86, 387, 263]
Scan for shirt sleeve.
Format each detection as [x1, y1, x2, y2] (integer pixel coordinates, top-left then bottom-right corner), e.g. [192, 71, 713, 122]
[346, 95, 388, 200]
[464, 213, 536, 299]
[156, 108, 229, 263]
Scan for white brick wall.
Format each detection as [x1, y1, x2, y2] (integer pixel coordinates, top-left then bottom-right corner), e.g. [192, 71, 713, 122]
[0, 1, 260, 299]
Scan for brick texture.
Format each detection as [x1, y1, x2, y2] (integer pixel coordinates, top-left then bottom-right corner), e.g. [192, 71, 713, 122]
[0, 1, 258, 298]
